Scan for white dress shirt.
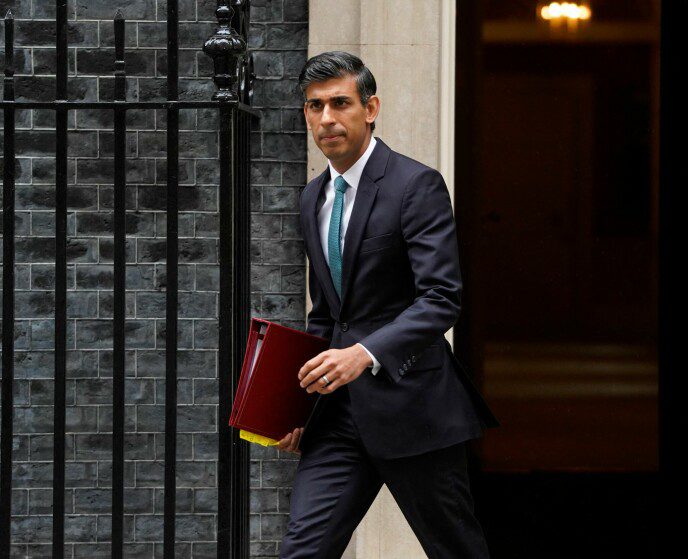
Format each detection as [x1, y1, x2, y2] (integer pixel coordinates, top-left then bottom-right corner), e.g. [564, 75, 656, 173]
[317, 135, 382, 376]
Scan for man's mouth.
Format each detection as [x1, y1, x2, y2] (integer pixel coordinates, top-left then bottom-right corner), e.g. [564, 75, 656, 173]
[322, 134, 343, 142]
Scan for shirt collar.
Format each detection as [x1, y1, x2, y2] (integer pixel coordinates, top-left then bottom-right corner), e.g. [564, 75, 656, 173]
[327, 135, 377, 191]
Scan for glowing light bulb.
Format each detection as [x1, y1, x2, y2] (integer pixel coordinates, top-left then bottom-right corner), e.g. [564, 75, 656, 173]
[538, 2, 592, 25]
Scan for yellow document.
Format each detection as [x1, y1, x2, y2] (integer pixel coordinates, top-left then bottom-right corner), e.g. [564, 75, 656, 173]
[240, 429, 279, 446]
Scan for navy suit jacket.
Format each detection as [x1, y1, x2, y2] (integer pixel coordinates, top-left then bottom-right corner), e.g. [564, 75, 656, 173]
[298, 136, 499, 459]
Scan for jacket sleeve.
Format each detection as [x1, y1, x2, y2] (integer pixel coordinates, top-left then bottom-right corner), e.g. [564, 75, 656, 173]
[357, 342, 382, 375]
[357, 168, 462, 384]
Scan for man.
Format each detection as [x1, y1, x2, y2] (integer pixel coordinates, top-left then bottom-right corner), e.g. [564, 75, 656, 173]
[277, 51, 499, 559]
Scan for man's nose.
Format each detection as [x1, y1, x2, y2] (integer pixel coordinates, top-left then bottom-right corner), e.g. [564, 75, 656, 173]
[321, 103, 336, 125]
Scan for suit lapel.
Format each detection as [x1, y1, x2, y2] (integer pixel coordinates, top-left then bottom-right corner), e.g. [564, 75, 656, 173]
[339, 173, 378, 311]
[304, 167, 342, 315]
[303, 136, 392, 319]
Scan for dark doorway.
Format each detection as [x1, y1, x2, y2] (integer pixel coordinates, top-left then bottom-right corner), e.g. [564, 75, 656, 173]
[455, 2, 659, 556]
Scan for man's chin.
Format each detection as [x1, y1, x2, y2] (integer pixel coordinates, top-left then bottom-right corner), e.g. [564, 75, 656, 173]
[321, 144, 343, 156]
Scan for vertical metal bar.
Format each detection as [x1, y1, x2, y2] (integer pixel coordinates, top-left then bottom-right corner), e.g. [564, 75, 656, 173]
[0, 9, 16, 556]
[236, 108, 246, 559]
[111, 10, 127, 559]
[217, 103, 236, 558]
[164, 1, 179, 556]
[52, 1, 69, 557]
[238, 109, 251, 558]
[219, 105, 252, 559]
[233, 107, 244, 558]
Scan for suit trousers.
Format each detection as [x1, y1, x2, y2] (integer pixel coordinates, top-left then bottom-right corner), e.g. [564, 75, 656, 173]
[278, 383, 491, 559]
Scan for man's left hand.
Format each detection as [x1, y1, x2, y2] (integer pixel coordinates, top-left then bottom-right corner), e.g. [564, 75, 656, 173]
[298, 344, 373, 394]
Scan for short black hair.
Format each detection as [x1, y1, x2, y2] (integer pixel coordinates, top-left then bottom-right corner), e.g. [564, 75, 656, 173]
[298, 50, 377, 132]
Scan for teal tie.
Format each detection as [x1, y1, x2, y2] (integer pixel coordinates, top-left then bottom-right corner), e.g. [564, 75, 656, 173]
[328, 175, 349, 299]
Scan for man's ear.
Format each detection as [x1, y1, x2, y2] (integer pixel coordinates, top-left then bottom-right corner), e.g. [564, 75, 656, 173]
[366, 95, 381, 124]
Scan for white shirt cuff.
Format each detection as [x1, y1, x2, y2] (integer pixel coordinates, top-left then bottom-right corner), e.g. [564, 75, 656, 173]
[357, 342, 382, 376]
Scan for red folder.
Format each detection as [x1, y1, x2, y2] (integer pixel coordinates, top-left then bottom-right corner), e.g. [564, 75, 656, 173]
[229, 318, 331, 442]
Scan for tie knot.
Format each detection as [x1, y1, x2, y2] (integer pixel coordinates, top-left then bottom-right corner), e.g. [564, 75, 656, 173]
[334, 175, 349, 194]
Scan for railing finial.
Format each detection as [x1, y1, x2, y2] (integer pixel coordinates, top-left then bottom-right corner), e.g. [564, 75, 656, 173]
[203, 1, 247, 102]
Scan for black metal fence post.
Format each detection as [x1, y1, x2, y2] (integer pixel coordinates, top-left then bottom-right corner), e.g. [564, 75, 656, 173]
[112, 9, 128, 559]
[204, 3, 255, 556]
[163, 1, 181, 557]
[52, 2, 70, 556]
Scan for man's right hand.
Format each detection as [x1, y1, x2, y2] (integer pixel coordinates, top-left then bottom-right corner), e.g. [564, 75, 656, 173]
[276, 427, 304, 455]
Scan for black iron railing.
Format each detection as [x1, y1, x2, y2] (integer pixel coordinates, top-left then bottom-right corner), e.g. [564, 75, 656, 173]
[0, 1, 258, 558]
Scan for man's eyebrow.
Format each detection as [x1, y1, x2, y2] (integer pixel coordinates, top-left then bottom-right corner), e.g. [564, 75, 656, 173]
[305, 95, 352, 104]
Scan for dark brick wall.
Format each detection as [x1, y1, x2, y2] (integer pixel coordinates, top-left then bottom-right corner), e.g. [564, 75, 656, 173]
[0, 1, 308, 557]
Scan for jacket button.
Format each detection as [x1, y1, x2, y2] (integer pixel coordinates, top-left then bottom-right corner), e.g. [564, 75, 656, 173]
[340, 321, 349, 332]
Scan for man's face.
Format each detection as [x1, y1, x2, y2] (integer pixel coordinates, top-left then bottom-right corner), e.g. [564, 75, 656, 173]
[303, 74, 380, 168]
